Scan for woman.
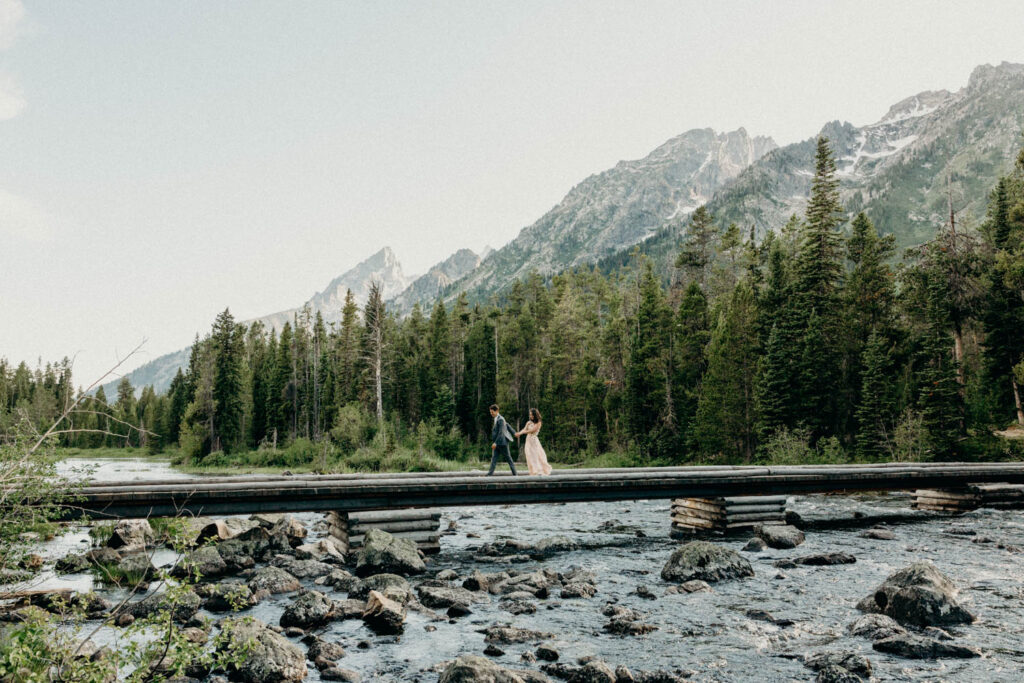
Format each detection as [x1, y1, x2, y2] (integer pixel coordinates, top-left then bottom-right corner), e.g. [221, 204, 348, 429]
[516, 408, 552, 476]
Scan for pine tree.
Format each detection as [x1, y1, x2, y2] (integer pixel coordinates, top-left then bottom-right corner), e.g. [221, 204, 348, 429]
[363, 281, 387, 424]
[211, 308, 244, 453]
[625, 263, 673, 457]
[692, 281, 759, 461]
[675, 205, 718, 289]
[855, 330, 894, 460]
[673, 281, 709, 450]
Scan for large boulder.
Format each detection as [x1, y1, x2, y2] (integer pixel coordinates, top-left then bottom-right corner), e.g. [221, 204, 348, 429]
[296, 539, 346, 562]
[756, 524, 805, 549]
[197, 518, 259, 543]
[124, 590, 201, 623]
[439, 655, 526, 683]
[355, 528, 426, 577]
[361, 590, 405, 635]
[107, 520, 155, 550]
[483, 624, 553, 644]
[280, 590, 335, 629]
[802, 652, 871, 678]
[660, 541, 754, 583]
[348, 573, 411, 603]
[856, 561, 974, 627]
[247, 566, 301, 594]
[416, 585, 483, 610]
[55, 548, 121, 574]
[220, 618, 307, 682]
[174, 545, 228, 579]
[271, 556, 335, 579]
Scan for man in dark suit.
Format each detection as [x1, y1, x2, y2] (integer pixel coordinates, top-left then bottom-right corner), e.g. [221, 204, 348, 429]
[487, 404, 517, 476]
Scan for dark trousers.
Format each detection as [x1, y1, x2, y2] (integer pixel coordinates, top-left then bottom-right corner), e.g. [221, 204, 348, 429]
[487, 444, 517, 475]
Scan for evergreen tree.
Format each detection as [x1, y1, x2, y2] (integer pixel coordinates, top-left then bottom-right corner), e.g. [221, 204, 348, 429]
[675, 205, 718, 289]
[854, 330, 894, 460]
[166, 369, 188, 446]
[625, 263, 673, 457]
[673, 281, 709, 450]
[692, 281, 759, 461]
[211, 308, 244, 453]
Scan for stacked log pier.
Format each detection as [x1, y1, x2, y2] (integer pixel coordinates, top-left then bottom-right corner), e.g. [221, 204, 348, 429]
[325, 508, 442, 554]
[670, 495, 788, 536]
[914, 483, 1024, 512]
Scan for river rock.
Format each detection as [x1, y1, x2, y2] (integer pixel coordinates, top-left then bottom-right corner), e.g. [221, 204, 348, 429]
[29, 591, 111, 619]
[660, 541, 754, 583]
[361, 590, 405, 635]
[248, 566, 301, 594]
[198, 518, 259, 543]
[295, 539, 346, 562]
[436, 569, 459, 581]
[124, 590, 201, 623]
[439, 655, 528, 683]
[847, 614, 906, 641]
[536, 645, 559, 661]
[533, 536, 579, 555]
[756, 524, 805, 549]
[174, 545, 228, 579]
[196, 582, 260, 612]
[280, 590, 335, 629]
[484, 624, 554, 644]
[107, 520, 155, 550]
[271, 556, 335, 579]
[333, 598, 367, 620]
[270, 517, 309, 547]
[542, 660, 615, 683]
[742, 537, 767, 552]
[872, 633, 980, 659]
[319, 568, 359, 592]
[860, 528, 896, 541]
[349, 573, 411, 603]
[305, 636, 346, 662]
[856, 561, 974, 626]
[417, 585, 482, 610]
[815, 665, 864, 683]
[355, 528, 426, 577]
[802, 652, 871, 677]
[560, 582, 597, 599]
[220, 618, 307, 682]
[111, 552, 157, 584]
[320, 668, 360, 682]
[793, 553, 857, 566]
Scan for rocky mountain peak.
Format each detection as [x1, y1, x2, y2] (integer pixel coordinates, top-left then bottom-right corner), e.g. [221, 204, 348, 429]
[967, 61, 1024, 90]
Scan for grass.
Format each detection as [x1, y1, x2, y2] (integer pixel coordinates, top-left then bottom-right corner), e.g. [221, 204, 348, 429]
[59, 446, 168, 460]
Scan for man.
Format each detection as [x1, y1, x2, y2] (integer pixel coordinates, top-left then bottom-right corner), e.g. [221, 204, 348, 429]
[487, 404, 517, 476]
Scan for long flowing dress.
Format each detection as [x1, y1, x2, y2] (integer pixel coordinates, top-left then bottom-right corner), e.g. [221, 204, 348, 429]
[522, 421, 552, 475]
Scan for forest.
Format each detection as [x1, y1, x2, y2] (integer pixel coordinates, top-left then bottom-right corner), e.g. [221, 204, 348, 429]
[3, 138, 1024, 470]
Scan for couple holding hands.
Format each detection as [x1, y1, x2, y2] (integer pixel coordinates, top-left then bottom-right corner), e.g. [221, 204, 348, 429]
[487, 404, 551, 476]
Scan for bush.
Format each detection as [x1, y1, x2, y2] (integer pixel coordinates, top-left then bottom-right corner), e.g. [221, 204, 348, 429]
[331, 402, 374, 452]
[757, 427, 847, 465]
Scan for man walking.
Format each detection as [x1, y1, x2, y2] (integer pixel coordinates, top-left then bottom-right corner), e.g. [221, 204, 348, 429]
[487, 404, 517, 476]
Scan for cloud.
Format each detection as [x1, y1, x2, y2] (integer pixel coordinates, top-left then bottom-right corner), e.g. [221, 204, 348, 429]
[0, 0, 24, 50]
[0, 189, 58, 243]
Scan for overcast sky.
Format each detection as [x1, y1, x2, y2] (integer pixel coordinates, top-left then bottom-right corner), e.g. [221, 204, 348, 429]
[2, 0, 1024, 387]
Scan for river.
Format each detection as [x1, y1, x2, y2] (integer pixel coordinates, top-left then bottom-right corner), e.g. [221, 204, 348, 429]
[16, 458, 1024, 681]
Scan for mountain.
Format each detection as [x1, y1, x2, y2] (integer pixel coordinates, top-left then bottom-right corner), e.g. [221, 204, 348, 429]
[388, 248, 482, 314]
[102, 247, 413, 396]
[691, 62, 1024, 251]
[438, 128, 776, 304]
[254, 247, 412, 331]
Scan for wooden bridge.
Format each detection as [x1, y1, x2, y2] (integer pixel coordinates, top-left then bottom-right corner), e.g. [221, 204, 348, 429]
[70, 462, 1024, 520]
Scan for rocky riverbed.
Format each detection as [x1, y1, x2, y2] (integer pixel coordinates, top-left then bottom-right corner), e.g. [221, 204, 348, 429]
[5, 463, 1024, 681]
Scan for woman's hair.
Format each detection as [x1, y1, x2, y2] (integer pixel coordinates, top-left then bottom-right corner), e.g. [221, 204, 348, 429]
[529, 408, 542, 423]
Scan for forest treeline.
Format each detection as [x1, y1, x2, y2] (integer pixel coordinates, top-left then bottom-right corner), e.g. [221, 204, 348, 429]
[3, 137, 1024, 467]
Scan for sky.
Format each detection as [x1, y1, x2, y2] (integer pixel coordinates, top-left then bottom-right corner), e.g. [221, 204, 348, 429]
[2, 0, 1024, 387]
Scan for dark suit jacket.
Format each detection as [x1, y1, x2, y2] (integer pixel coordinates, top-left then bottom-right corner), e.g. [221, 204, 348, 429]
[491, 414, 510, 446]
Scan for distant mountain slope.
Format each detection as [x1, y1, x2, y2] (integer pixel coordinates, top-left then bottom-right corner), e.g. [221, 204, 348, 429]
[254, 247, 412, 331]
[603, 62, 1024, 273]
[388, 248, 481, 314]
[437, 127, 776, 305]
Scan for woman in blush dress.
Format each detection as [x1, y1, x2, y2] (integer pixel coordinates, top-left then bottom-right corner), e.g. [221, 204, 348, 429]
[516, 408, 552, 476]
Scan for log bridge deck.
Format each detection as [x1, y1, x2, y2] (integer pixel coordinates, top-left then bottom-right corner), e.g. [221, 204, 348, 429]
[69, 462, 1024, 520]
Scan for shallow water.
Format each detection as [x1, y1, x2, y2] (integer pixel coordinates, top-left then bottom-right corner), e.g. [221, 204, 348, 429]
[16, 460, 1024, 681]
